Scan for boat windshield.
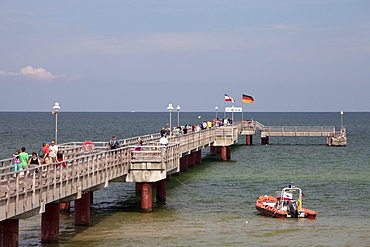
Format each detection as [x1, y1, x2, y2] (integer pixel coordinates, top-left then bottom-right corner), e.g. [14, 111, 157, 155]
[275, 187, 302, 201]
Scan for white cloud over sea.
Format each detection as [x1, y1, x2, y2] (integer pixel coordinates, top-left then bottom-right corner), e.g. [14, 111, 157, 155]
[0, 66, 80, 81]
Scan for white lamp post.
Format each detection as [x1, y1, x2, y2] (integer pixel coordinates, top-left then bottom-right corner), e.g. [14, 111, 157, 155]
[167, 103, 174, 135]
[215, 106, 218, 119]
[340, 111, 344, 129]
[231, 105, 235, 122]
[52, 102, 61, 144]
[176, 105, 181, 127]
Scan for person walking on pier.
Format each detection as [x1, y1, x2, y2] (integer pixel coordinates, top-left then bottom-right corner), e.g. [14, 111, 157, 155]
[12, 150, 21, 175]
[109, 136, 120, 149]
[134, 140, 143, 151]
[160, 135, 168, 153]
[160, 127, 166, 137]
[19, 147, 28, 177]
[38, 143, 46, 162]
[28, 152, 41, 173]
[49, 140, 58, 163]
[165, 125, 171, 137]
[42, 142, 51, 164]
[56, 148, 66, 167]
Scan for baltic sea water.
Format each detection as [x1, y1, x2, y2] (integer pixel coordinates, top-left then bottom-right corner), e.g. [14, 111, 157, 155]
[0, 112, 369, 246]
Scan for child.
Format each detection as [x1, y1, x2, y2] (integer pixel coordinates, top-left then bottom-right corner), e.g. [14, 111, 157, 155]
[13, 150, 21, 175]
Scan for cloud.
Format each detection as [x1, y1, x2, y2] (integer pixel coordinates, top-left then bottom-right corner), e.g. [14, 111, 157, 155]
[20, 66, 55, 80]
[0, 66, 80, 81]
[0, 70, 18, 76]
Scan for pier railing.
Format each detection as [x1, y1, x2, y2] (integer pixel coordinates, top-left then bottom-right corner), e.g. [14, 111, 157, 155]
[169, 128, 216, 155]
[0, 147, 130, 221]
[214, 123, 241, 146]
[0, 142, 184, 221]
[261, 126, 336, 137]
[0, 124, 243, 221]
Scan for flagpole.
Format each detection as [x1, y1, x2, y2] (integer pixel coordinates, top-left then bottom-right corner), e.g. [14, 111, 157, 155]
[242, 103, 244, 122]
[224, 100, 226, 119]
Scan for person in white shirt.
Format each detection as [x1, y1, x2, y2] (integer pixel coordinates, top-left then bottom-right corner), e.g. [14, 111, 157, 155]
[159, 135, 168, 146]
[49, 140, 58, 163]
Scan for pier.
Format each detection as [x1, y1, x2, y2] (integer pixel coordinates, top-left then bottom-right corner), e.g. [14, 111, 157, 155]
[0, 121, 346, 245]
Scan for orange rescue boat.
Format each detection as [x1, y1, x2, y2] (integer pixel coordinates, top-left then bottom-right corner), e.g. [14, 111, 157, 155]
[256, 185, 316, 218]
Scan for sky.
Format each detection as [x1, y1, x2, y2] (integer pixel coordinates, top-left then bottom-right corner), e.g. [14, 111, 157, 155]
[0, 0, 369, 112]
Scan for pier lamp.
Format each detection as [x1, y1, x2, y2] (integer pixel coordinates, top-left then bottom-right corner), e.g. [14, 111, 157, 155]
[167, 103, 174, 135]
[340, 111, 344, 129]
[176, 105, 181, 127]
[52, 102, 61, 144]
[231, 105, 235, 122]
[215, 106, 218, 119]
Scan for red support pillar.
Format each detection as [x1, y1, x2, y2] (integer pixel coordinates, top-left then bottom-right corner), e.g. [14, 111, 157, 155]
[141, 183, 152, 213]
[156, 179, 166, 203]
[188, 152, 195, 168]
[74, 192, 91, 226]
[327, 136, 332, 146]
[246, 135, 253, 145]
[0, 219, 19, 247]
[227, 146, 231, 160]
[136, 182, 143, 195]
[261, 137, 269, 145]
[210, 146, 216, 155]
[220, 146, 227, 161]
[195, 150, 202, 164]
[180, 155, 188, 172]
[41, 203, 60, 242]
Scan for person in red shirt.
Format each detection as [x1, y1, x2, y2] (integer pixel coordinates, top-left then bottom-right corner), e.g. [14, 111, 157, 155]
[42, 142, 51, 164]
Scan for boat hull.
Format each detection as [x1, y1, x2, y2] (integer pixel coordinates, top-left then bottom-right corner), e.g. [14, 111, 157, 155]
[256, 195, 316, 218]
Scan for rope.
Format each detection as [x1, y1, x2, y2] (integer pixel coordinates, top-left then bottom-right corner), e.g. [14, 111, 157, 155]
[174, 177, 188, 187]
[173, 177, 199, 193]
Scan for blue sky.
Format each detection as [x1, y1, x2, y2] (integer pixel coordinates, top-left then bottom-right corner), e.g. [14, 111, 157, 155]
[1, 1, 369, 112]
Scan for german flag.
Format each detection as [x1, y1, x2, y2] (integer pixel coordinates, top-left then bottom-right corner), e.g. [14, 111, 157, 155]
[242, 94, 254, 103]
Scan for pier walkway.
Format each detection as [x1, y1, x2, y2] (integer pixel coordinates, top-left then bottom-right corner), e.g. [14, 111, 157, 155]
[0, 124, 241, 221]
[0, 121, 346, 245]
[242, 121, 347, 146]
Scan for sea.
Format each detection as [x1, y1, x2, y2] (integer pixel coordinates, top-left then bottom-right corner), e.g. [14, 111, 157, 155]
[0, 112, 369, 247]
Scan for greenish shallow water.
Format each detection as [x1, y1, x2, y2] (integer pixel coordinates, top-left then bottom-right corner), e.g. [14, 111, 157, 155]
[1, 112, 369, 246]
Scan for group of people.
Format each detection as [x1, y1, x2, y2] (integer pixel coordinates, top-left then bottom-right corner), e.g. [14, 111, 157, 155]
[160, 124, 194, 138]
[12, 140, 64, 176]
[200, 118, 233, 130]
[11, 118, 234, 176]
[159, 118, 234, 138]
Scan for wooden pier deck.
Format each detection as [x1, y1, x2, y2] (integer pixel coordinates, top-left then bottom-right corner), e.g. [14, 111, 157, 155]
[0, 123, 243, 223]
